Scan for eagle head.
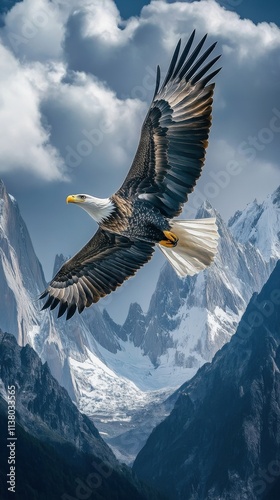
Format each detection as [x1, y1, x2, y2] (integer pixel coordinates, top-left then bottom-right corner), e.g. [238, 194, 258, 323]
[66, 194, 114, 223]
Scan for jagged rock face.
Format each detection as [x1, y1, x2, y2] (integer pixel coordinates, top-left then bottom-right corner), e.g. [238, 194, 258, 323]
[133, 262, 280, 500]
[83, 307, 121, 354]
[0, 402, 157, 500]
[0, 181, 45, 294]
[0, 330, 116, 463]
[52, 253, 69, 276]
[0, 180, 45, 344]
[229, 185, 280, 263]
[118, 303, 146, 346]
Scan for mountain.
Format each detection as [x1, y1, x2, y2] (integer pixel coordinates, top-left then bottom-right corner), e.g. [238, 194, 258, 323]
[102, 199, 272, 391]
[0, 178, 279, 464]
[124, 202, 271, 367]
[0, 330, 163, 500]
[0, 180, 45, 345]
[229, 186, 280, 263]
[133, 261, 280, 500]
[0, 330, 115, 461]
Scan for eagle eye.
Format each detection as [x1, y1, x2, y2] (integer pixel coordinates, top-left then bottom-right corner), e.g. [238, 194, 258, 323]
[80, 195, 86, 200]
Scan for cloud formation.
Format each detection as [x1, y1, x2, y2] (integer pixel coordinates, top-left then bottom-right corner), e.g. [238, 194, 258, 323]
[1, 0, 279, 191]
[0, 43, 66, 180]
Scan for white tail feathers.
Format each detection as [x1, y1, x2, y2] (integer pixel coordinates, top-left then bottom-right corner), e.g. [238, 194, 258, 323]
[158, 218, 219, 277]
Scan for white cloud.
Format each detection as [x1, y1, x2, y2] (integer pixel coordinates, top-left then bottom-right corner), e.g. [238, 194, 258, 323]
[0, 43, 66, 181]
[142, 0, 280, 55]
[81, 0, 124, 42]
[0, 0, 279, 190]
[41, 69, 146, 187]
[2, 0, 66, 61]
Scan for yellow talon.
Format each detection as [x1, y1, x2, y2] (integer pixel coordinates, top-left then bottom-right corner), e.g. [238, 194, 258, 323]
[159, 230, 178, 247]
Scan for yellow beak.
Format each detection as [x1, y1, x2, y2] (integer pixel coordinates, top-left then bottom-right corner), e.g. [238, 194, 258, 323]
[66, 195, 76, 204]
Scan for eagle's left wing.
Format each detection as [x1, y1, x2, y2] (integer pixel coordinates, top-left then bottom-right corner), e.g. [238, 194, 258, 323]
[117, 31, 221, 218]
[40, 228, 155, 319]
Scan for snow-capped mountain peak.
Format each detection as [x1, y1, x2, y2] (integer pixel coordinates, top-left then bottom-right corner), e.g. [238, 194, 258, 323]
[228, 185, 280, 262]
[0, 180, 45, 344]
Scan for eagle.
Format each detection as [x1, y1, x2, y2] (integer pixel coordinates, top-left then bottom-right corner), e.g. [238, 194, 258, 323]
[41, 31, 221, 320]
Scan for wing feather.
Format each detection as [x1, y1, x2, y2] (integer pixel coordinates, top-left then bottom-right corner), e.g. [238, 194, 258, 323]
[117, 32, 221, 218]
[173, 30, 196, 79]
[161, 39, 181, 89]
[40, 228, 154, 319]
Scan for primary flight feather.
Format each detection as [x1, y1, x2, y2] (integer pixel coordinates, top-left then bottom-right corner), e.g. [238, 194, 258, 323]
[40, 31, 221, 320]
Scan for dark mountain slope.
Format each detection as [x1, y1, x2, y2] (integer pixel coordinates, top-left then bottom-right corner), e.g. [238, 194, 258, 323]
[0, 396, 158, 500]
[0, 331, 163, 500]
[133, 261, 280, 500]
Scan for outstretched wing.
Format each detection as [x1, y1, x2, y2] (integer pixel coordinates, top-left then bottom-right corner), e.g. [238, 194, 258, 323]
[40, 228, 155, 319]
[117, 31, 221, 218]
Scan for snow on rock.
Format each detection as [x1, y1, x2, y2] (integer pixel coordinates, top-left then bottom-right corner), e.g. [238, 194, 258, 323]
[70, 346, 153, 418]
[0, 180, 44, 344]
[122, 202, 271, 376]
[0, 244, 39, 345]
[229, 185, 280, 263]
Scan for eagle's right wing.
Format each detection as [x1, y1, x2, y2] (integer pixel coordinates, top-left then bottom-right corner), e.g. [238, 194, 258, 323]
[40, 228, 155, 319]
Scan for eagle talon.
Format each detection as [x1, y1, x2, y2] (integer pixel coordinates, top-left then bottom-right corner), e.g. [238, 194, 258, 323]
[160, 230, 178, 247]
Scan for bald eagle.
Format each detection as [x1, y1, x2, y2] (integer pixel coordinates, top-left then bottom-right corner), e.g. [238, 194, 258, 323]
[41, 31, 221, 320]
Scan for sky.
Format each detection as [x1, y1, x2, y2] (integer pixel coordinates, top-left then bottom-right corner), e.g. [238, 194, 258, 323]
[0, 0, 279, 322]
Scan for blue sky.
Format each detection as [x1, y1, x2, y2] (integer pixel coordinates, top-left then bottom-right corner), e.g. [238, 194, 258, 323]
[115, 0, 280, 24]
[0, 0, 279, 321]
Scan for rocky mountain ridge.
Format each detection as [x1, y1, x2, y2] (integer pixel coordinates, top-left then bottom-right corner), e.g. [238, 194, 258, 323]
[133, 261, 280, 500]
